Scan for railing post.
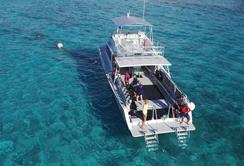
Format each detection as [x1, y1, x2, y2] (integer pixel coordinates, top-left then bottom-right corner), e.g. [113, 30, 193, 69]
[152, 106, 154, 120]
[167, 104, 171, 118]
[155, 107, 158, 120]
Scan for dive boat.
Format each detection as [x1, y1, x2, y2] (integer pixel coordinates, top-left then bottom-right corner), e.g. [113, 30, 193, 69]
[99, 13, 196, 151]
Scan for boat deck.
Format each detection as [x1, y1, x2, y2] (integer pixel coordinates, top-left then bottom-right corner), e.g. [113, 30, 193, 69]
[120, 67, 165, 100]
[130, 117, 196, 137]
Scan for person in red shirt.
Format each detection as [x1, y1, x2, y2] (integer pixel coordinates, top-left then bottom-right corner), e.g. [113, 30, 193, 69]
[124, 71, 130, 86]
[176, 102, 191, 124]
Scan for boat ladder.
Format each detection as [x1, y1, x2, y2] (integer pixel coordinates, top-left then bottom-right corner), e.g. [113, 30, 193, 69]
[144, 133, 159, 152]
[176, 128, 190, 149]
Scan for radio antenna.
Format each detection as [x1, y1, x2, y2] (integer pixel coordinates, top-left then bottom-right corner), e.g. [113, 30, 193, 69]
[142, 0, 146, 20]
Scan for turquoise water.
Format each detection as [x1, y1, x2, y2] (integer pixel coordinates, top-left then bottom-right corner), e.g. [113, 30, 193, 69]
[0, 0, 243, 165]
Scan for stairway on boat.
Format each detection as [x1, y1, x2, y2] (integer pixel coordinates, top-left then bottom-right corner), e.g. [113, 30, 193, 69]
[144, 133, 159, 152]
[176, 127, 190, 149]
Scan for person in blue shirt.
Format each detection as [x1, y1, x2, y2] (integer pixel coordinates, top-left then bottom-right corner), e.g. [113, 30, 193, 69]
[136, 81, 143, 102]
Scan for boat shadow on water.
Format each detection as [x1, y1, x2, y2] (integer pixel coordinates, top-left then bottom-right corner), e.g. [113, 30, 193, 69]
[65, 48, 130, 137]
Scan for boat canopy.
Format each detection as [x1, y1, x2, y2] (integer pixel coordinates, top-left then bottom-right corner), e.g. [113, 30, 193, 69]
[112, 15, 152, 27]
[115, 56, 171, 68]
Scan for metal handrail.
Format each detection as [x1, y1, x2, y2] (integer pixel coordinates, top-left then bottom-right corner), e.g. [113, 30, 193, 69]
[119, 43, 164, 50]
[117, 48, 164, 57]
[153, 105, 159, 134]
[154, 106, 158, 120]
[115, 76, 131, 105]
[116, 38, 165, 57]
[115, 77, 127, 104]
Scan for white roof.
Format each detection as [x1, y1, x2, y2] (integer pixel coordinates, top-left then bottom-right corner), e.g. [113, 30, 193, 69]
[112, 15, 152, 27]
[115, 56, 171, 68]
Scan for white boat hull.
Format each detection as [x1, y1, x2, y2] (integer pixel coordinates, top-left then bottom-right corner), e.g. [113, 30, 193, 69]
[99, 47, 196, 137]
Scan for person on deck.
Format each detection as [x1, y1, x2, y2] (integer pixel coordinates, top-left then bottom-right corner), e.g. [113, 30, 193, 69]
[131, 75, 138, 88]
[176, 102, 191, 124]
[136, 81, 143, 102]
[124, 71, 130, 86]
[140, 100, 149, 129]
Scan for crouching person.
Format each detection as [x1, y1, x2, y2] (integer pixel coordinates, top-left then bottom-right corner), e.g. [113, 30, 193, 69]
[177, 102, 191, 124]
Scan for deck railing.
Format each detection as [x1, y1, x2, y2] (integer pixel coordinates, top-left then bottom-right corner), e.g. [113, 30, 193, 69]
[116, 38, 165, 57]
[114, 76, 131, 105]
[114, 77, 125, 103]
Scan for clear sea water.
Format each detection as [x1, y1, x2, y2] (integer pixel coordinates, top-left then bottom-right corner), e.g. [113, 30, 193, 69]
[0, 0, 243, 165]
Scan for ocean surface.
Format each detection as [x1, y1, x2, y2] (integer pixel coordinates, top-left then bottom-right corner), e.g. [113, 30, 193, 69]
[0, 0, 243, 165]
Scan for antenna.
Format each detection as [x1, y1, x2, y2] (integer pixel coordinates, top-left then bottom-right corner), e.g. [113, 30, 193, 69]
[142, 0, 146, 19]
[127, 10, 130, 17]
